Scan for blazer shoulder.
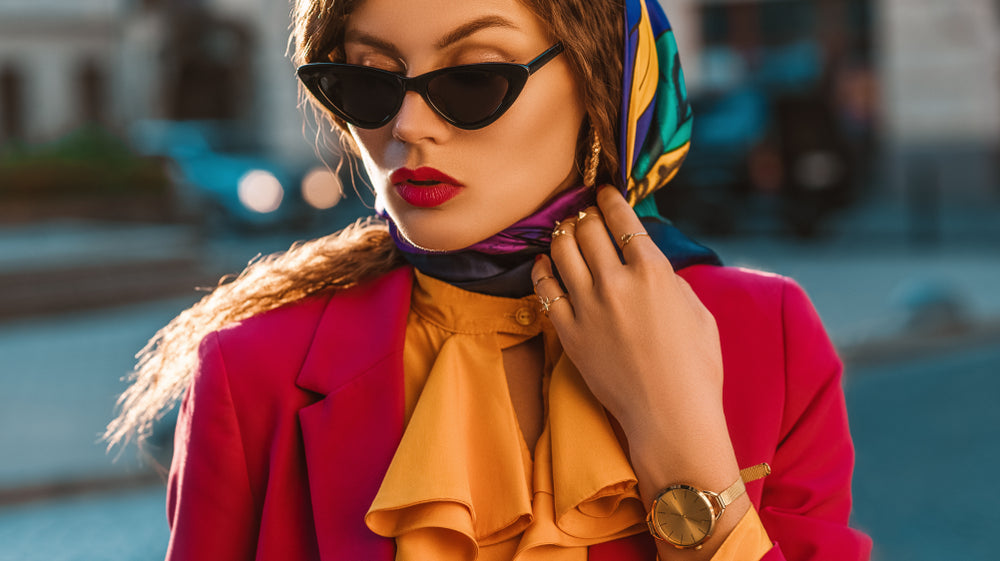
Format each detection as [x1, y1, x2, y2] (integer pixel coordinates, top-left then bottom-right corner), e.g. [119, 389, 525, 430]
[679, 264, 798, 317]
[193, 293, 333, 396]
[679, 264, 828, 353]
[202, 266, 414, 393]
[211, 292, 333, 364]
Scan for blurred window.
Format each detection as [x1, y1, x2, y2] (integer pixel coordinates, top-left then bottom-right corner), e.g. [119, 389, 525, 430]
[78, 59, 107, 125]
[702, 0, 871, 52]
[699, 0, 873, 94]
[0, 64, 25, 142]
[165, 15, 252, 121]
[759, 1, 816, 46]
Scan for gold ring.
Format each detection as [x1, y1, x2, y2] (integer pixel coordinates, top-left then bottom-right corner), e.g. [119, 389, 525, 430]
[538, 293, 570, 314]
[552, 228, 571, 239]
[619, 232, 650, 248]
[578, 210, 589, 221]
[533, 275, 556, 288]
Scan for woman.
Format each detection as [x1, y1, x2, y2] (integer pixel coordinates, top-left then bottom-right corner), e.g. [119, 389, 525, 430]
[108, 0, 872, 559]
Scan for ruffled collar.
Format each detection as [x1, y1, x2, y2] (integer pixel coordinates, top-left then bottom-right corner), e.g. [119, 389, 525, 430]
[364, 271, 647, 560]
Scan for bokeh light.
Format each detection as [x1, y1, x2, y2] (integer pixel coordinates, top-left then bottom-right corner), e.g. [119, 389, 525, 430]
[301, 167, 343, 210]
[237, 170, 283, 214]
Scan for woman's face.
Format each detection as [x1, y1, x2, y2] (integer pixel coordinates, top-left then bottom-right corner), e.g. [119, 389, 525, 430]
[344, 0, 586, 251]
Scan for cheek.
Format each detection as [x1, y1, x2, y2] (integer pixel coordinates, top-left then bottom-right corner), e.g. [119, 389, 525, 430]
[478, 87, 585, 188]
[350, 127, 393, 186]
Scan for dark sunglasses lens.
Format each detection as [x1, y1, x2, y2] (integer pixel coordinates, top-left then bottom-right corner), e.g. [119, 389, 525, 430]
[318, 67, 400, 126]
[428, 68, 510, 124]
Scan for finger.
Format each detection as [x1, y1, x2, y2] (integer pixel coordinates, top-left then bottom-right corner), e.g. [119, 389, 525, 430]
[549, 217, 594, 296]
[595, 185, 658, 262]
[532, 254, 575, 322]
[573, 205, 624, 278]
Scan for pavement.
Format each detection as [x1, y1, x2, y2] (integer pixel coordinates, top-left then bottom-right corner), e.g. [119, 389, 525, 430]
[0, 296, 195, 495]
[0, 485, 168, 561]
[844, 342, 1000, 561]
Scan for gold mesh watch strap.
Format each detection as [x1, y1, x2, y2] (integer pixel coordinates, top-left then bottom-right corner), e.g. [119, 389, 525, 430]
[717, 478, 745, 508]
[718, 462, 771, 508]
[740, 462, 772, 483]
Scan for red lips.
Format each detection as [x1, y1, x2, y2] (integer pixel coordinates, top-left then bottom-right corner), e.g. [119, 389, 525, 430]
[390, 167, 464, 208]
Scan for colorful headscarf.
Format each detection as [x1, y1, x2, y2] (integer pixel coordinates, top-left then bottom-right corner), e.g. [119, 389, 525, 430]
[620, 0, 693, 214]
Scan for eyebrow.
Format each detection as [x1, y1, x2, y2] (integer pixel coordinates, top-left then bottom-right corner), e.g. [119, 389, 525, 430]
[345, 15, 520, 55]
[435, 15, 520, 49]
[343, 31, 402, 58]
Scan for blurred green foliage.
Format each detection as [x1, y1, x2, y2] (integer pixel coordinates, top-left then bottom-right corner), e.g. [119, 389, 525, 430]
[0, 126, 168, 201]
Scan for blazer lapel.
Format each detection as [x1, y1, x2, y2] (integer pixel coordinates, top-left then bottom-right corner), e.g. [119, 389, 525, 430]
[296, 267, 413, 561]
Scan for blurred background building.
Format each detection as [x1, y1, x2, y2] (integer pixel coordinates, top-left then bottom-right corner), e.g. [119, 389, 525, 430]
[660, 0, 1000, 236]
[0, 0, 347, 229]
[2, 0, 997, 234]
[0, 0, 303, 157]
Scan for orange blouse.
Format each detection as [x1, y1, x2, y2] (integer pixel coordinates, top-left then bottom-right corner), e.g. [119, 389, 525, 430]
[365, 270, 771, 561]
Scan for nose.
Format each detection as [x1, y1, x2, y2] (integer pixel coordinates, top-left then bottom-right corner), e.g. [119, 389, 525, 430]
[391, 90, 452, 144]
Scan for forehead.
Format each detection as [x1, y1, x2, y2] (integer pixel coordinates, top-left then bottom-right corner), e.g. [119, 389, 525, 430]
[346, 0, 548, 48]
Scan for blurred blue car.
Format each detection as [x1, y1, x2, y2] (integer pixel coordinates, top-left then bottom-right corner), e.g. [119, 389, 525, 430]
[130, 120, 346, 231]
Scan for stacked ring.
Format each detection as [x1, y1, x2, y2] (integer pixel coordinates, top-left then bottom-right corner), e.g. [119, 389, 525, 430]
[619, 232, 650, 248]
[533, 275, 556, 288]
[538, 293, 570, 314]
[552, 220, 575, 238]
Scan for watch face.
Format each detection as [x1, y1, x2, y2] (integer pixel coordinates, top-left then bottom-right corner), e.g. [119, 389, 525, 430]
[653, 486, 715, 547]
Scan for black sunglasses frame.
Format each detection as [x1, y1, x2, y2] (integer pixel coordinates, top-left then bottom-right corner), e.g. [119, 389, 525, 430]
[297, 42, 564, 130]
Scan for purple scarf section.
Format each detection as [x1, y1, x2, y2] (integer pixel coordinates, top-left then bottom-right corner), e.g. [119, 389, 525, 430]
[382, 184, 596, 255]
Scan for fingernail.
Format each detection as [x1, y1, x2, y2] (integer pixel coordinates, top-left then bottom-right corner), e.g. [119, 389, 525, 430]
[535, 254, 543, 263]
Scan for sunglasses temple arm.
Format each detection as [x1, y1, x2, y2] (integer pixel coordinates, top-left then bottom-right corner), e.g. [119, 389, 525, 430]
[526, 43, 564, 75]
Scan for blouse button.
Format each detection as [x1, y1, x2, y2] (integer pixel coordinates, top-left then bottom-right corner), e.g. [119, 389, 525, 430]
[514, 307, 536, 326]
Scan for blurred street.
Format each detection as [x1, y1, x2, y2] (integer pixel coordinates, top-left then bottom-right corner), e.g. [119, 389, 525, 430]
[847, 342, 1000, 561]
[0, 486, 167, 561]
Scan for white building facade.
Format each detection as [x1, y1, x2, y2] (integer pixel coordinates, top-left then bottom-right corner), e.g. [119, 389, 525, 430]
[0, 0, 124, 143]
[0, 0, 309, 162]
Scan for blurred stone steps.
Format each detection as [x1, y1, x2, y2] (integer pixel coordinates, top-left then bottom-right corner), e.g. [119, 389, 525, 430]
[0, 222, 211, 320]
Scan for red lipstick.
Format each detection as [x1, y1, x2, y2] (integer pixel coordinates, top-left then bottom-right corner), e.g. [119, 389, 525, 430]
[390, 167, 464, 208]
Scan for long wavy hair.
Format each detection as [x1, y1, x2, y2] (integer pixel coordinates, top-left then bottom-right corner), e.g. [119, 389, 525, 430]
[106, 0, 624, 449]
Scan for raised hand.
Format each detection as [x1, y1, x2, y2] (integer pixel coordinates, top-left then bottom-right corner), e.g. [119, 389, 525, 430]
[531, 186, 747, 560]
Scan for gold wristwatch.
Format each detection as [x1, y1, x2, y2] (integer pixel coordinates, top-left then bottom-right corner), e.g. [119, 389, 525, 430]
[646, 463, 770, 550]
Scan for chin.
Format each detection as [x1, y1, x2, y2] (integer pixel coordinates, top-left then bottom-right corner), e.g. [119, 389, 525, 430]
[396, 227, 475, 252]
[392, 216, 498, 253]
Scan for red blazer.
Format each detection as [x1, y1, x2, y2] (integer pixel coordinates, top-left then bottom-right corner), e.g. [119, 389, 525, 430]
[165, 265, 871, 560]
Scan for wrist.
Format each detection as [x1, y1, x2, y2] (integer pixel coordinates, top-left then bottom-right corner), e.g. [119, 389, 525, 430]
[616, 386, 725, 444]
[623, 405, 739, 502]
